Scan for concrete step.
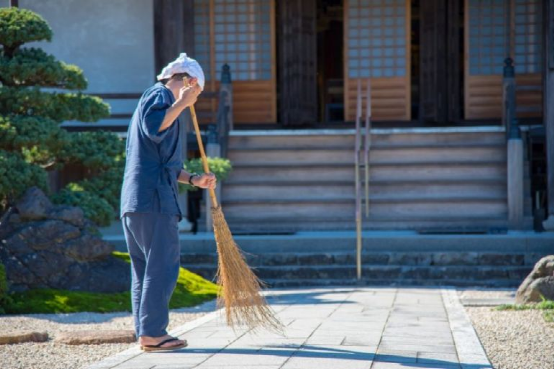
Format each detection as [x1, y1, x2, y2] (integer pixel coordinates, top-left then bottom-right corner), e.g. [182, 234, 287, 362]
[228, 129, 505, 149]
[222, 180, 507, 199]
[229, 161, 508, 181]
[228, 145, 506, 164]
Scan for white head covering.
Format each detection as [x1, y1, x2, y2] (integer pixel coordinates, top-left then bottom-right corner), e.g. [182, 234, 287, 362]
[157, 53, 205, 91]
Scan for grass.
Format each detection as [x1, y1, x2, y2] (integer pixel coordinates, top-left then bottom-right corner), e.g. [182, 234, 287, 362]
[2, 251, 220, 314]
[495, 295, 554, 323]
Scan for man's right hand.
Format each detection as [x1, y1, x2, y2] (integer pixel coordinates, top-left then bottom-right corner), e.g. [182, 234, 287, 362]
[177, 79, 201, 109]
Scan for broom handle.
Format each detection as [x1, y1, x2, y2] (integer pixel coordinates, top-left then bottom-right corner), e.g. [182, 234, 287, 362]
[189, 103, 219, 208]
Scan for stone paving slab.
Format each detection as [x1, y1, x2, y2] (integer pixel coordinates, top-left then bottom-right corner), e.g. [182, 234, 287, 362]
[87, 286, 493, 369]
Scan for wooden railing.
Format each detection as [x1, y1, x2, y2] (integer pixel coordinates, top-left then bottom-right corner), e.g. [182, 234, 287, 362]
[354, 78, 372, 280]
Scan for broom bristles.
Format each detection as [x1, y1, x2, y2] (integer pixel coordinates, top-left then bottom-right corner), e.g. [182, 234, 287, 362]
[211, 205, 284, 334]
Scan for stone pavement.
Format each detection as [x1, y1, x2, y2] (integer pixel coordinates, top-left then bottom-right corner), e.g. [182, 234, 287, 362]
[87, 286, 492, 369]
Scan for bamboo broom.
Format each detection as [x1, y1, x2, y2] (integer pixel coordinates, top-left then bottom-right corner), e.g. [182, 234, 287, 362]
[183, 77, 283, 333]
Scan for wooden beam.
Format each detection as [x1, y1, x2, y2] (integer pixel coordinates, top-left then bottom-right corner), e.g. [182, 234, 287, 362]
[153, 0, 193, 79]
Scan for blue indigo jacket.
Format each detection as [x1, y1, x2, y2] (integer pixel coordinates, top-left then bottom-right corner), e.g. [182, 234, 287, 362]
[120, 82, 184, 221]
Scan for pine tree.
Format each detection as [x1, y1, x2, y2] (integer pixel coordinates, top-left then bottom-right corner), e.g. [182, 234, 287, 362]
[0, 7, 125, 226]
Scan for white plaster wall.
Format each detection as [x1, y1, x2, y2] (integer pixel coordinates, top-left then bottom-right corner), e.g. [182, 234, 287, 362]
[1, 0, 156, 126]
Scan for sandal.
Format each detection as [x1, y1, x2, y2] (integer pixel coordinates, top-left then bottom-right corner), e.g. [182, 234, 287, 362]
[141, 337, 187, 352]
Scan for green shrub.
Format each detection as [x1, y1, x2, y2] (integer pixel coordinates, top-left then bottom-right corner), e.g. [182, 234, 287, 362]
[52, 186, 114, 227]
[0, 115, 67, 165]
[0, 263, 10, 314]
[58, 131, 125, 169]
[179, 157, 232, 192]
[0, 150, 48, 206]
[74, 166, 125, 211]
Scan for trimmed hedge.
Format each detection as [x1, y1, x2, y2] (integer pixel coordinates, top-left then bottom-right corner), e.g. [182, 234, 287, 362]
[0, 48, 86, 89]
[0, 8, 51, 51]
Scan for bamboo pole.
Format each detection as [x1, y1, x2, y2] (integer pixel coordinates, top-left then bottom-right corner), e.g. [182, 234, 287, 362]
[355, 80, 362, 281]
[364, 78, 371, 218]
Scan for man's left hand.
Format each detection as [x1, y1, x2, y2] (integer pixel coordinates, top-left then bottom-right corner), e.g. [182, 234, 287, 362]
[193, 173, 217, 189]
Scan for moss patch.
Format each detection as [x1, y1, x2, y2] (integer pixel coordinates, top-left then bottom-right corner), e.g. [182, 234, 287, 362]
[495, 296, 554, 324]
[2, 252, 220, 314]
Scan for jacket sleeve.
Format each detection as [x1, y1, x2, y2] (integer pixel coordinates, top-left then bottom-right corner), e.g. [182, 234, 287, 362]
[140, 89, 172, 144]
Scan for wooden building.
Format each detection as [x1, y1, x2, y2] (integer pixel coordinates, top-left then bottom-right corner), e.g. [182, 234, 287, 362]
[164, 0, 545, 127]
[5, 0, 553, 233]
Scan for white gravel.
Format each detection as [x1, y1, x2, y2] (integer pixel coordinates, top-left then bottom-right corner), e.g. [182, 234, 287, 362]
[462, 289, 554, 369]
[0, 300, 216, 369]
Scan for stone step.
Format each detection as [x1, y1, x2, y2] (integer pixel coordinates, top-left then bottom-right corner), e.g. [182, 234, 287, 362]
[198, 215, 515, 232]
[228, 145, 506, 164]
[199, 210, 539, 231]
[229, 161, 508, 181]
[222, 180, 508, 199]
[220, 197, 508, 218]
[183, 264, 533, 283]
[228, 130, 505, 149]
[181, 251, 542, 267]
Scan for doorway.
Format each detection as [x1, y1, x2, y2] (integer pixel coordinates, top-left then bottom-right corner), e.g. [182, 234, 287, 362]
[417, 0, 464, 125]
[317, 0, 344, 123]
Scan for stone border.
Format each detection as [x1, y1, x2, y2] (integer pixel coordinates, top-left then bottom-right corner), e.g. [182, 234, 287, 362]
[86, 307, 222, 369]
[441, 286, 493, 369]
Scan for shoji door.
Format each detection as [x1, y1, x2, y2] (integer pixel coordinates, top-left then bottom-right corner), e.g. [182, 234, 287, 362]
[465, 0, 543, 120]
[344, 0, 411, 121]
[193, 0, 277, 124]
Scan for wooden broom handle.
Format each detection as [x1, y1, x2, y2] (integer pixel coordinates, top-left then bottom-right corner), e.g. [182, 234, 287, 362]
[184, 77, 219, 208]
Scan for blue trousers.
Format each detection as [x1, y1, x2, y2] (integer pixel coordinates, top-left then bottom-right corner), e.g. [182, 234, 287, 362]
[121, 200, 180, 338]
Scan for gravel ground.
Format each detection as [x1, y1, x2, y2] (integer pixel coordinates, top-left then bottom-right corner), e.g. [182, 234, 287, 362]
[462, 289, 554, 369]
[0, 300, 216, 369]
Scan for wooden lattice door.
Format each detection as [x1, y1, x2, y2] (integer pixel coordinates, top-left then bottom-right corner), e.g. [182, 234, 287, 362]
[278, 0, 318, 125]
[419, 0, 461, 124]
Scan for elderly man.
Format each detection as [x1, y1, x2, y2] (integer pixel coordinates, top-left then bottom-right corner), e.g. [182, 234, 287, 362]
[120, 53, 216, 351]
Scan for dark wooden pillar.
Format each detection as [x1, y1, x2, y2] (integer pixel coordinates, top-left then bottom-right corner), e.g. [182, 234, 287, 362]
[278, 0, 317, 126]
[543, 0, 554, 230]
[154, 0, 195, 226]
[419, 0, 461, 124]
[153, 0, 195, 78]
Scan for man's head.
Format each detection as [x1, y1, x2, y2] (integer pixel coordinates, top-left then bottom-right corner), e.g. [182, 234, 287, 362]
[157, 53, 205, 91]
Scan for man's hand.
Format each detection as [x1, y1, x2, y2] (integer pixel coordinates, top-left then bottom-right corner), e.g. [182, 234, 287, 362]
[192, 173, 217, 190]
[176, 77, 201, 109]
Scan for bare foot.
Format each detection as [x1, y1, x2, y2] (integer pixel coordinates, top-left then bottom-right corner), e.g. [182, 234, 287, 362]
[139, 334, 186, 348]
